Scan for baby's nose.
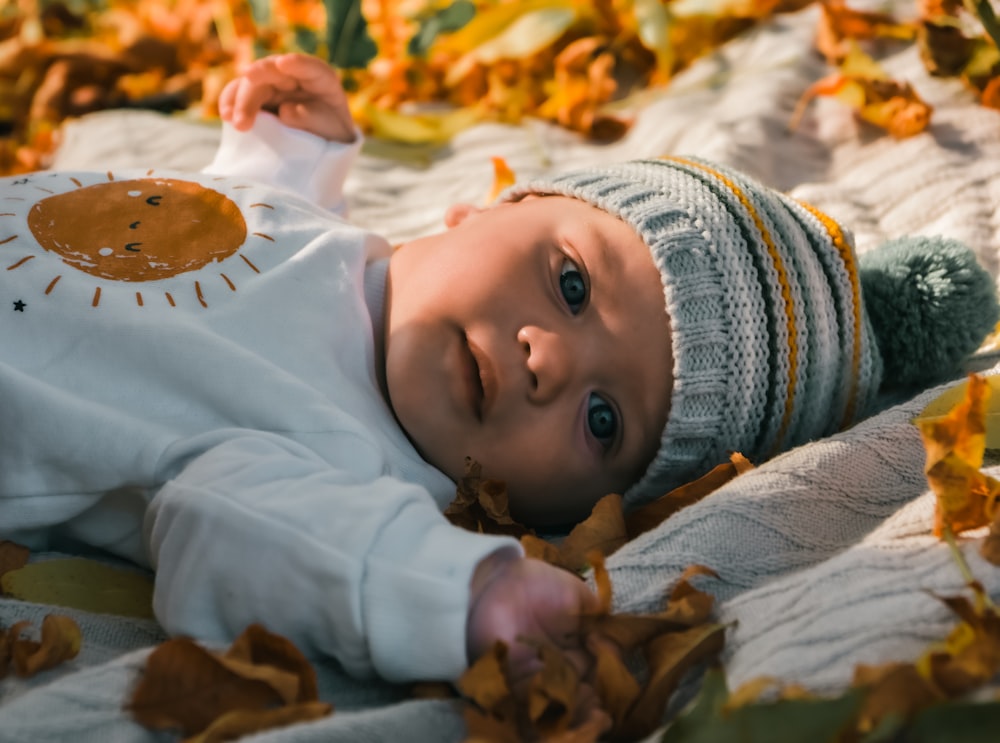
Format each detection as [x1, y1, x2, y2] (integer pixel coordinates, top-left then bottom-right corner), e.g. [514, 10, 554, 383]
[517, 325, 572, 404]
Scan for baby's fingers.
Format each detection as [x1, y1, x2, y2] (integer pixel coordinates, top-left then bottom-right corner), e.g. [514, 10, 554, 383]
[272, 53, 344, 97]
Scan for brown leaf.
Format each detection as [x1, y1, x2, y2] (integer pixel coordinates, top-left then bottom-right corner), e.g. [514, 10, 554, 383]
[852, 662, 943, 732]
[587, 632, 640, 725]
[625, 454, 752, 539]
[616, 624, 727, 739]
[11, 614, 81, 677]
[527, 643, 579, 736]
[557, 494, 628, 572]
[458, 640, 514, 713]
[224, 623, 318, 703]
[918, 22, 975, 76]
[981, 511, 1000, 564]
[921, 590, 1000, 696]
[816, 0, 915, 64]
[0, 540, 30, 592]
[127, 638, 286, 736]
[444, 459, 533, 538]
[183, 701, 332, 743]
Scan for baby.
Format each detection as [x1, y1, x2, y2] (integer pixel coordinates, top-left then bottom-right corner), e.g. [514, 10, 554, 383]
[0, 52, 995, 686]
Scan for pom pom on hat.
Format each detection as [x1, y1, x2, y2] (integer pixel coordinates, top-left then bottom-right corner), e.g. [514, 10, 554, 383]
[859, 236, 998, 388]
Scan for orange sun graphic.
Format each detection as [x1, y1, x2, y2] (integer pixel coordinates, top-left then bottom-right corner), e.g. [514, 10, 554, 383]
[2, 171, 276, 308]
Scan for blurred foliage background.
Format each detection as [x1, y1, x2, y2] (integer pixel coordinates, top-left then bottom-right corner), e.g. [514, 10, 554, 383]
[1, 0, 998, 174]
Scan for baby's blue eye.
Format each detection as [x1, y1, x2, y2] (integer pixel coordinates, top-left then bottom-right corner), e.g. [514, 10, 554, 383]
[587, 393, 617, 445]
[559, 259, 587, 313]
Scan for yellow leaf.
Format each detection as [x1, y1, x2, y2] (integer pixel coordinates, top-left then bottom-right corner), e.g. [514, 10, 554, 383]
[435, 0, 582, 56]
[1, 557, 154, 619]
[363, 105, 480, 145]
[915, 374, 1000, 537]
[916, 375, 1000, 450]
[632, 0, 674, 76]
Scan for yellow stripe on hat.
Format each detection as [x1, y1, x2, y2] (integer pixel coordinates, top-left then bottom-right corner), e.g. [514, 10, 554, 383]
[796, 200, 863, 428]
[663, 156, 799, 451]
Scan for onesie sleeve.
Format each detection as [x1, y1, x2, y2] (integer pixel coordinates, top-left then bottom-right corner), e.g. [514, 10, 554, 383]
[144, 432, 521, 682]
[202, 112, 362, 216]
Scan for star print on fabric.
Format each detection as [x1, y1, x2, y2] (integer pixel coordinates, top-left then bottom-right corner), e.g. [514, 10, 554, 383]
[13, 300, 26, 311]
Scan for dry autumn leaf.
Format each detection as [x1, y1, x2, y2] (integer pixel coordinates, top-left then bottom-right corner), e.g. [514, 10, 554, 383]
[915, 374, 1000, 554]
[791, 43, 934, 138]
[6, 614, 81, 678]
[626, 452, 754, 540]
[444, 458, 533, 539]
[521, 453, 751, 575]
[485, 155, 516, 203]
[128, 623, 331, 739]
[816, 0, 916, 64]
[1, 556, 155, 619]
[458, 551, 724, 742]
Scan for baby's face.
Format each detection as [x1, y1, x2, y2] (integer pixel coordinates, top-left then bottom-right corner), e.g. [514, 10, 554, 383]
[383, 195, 672, 526]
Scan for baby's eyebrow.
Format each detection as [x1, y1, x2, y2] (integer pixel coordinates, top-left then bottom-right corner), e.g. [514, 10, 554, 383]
[580, 220, 620, 288]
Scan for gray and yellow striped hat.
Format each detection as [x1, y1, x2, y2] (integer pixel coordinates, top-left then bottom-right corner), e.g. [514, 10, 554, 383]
[503, 157, 998, 507]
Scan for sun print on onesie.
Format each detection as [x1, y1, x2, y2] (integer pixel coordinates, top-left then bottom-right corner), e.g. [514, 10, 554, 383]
[1, 171, 278, 309]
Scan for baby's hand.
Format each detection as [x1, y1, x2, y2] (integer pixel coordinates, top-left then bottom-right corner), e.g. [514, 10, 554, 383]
[218, 53, 356, 143]
[467, 555, 600, 684]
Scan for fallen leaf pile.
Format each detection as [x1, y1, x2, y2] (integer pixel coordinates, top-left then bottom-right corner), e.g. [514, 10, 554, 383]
[459, 555, 726, 742]
[657, 555, 1000, 741]
[443, 453, 752, 740]
[5, 0, 1000, 175]
[649, 373, 1000, 741]
[127, 622, 332, 742]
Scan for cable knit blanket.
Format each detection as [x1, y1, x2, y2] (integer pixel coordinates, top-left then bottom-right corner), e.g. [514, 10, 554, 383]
[4, 2, 1000, 740]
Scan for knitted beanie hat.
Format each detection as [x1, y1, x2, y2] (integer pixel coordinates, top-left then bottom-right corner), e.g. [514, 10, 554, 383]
[501, 156, 999, 508]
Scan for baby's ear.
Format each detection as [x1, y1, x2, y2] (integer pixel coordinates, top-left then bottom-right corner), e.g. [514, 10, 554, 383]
[444, 202, 484, 228]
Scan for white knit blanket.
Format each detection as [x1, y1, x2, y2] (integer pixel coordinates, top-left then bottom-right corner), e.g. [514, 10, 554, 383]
[4, 3, 1000, 740]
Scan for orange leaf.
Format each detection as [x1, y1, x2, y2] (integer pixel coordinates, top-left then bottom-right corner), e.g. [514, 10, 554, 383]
[485, 156, 516, 203]
[557, 494, 628, 572]
[526, 643, 579, 736]
[184, 701, 332, 743]
[458, 640, 514, 712]
[224, 623, 318, 703]
[588, 551, 613, 615]
[127, 638, 286, 736]
[792, 46, 933, 138]
[916, 374, 1000, 536]
[587, 633, 640, 725]
[626, 455, 752, 539]
[816, 0, 915, 64]
[10, 614, 81, 677]
[520, 533, 564, 565]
